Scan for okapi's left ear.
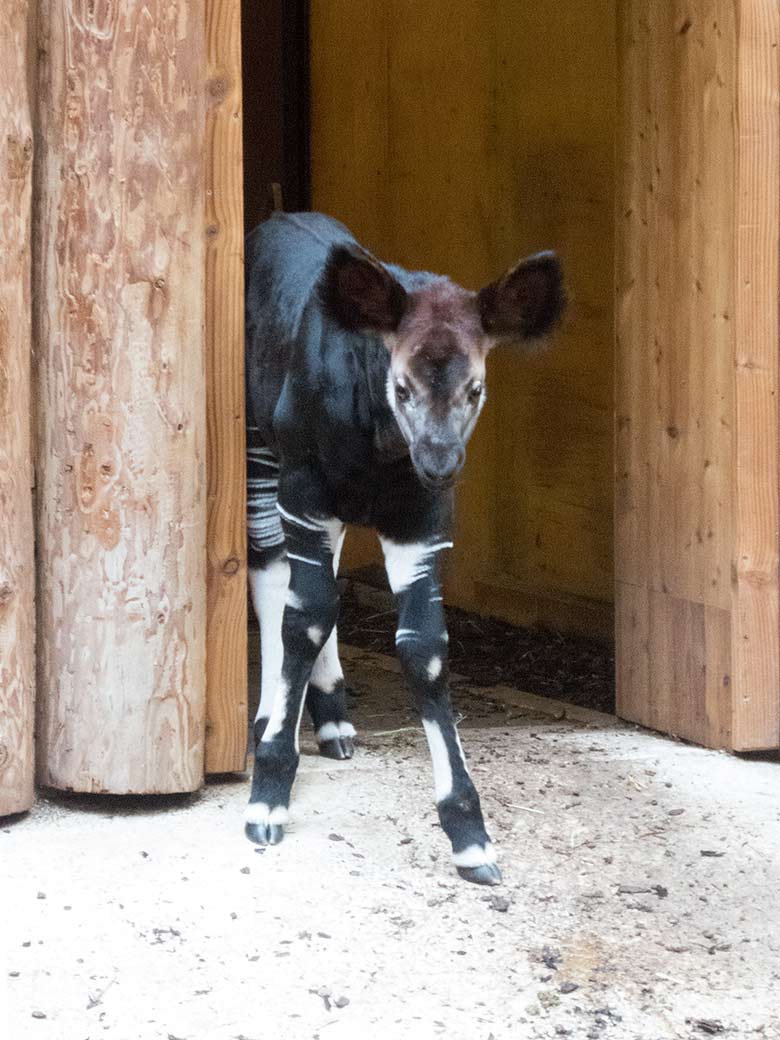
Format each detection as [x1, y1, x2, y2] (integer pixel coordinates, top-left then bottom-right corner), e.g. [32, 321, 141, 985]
[477, 251, 565, 345]
[321, 243, 408, 333]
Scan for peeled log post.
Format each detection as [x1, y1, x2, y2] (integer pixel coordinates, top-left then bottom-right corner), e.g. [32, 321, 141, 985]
[0, 0, 35, 816]
[34, 2, 207, 792]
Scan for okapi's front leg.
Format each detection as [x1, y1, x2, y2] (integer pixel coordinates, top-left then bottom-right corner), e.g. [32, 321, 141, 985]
[245, 486, 344, 846]
[379, 536, 502, 886]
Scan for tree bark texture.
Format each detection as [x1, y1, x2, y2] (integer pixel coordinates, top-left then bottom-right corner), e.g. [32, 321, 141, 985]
[34, 0, 207, 792]
[0, 0, 36, 816]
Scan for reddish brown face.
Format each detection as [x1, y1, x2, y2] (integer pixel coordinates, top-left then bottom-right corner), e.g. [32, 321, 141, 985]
[384, 282, 488, 487]
[322, 242, 565, 488]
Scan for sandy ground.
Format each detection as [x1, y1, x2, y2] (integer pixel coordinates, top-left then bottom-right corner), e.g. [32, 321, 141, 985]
[2, 643, 780, 1040]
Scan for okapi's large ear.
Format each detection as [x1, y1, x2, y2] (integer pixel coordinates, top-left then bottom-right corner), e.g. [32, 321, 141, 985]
[477, 251, 565, 344]
[320, 243, 408, 333]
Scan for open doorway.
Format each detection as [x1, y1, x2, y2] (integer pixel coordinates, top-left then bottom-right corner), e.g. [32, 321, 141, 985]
[241, 0, 310, 229]
[240, 2, 617, 722]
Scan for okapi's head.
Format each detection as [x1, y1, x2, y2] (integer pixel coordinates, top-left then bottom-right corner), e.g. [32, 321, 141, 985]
[322, 243, 564, 489]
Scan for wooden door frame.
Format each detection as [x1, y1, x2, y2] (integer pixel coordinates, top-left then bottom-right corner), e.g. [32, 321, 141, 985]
[615, 1, 780, 751]
[205, 0, 248, 773]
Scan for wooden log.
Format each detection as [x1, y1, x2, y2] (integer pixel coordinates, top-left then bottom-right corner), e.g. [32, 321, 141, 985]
[615, 0, 780, 750]
[34, 1, 207, 792]
[205, 0, 248, 774]
[0, 0, 35, 816]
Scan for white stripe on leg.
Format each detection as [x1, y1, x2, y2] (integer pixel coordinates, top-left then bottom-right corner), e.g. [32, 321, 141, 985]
[310, 626, 344, 694]
[422, 718, 454, 803]
[249, 560, 290, 722]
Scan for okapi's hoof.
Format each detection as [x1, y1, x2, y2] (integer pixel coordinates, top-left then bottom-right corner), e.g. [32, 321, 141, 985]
[456, 862, 503, 886]
[318, 735, 354, 760]
[244, 803, 287, 847]
[245, 820, 285, 846]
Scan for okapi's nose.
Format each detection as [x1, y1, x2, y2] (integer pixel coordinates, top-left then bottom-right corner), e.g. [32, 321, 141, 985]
[414, 440, 466, 487]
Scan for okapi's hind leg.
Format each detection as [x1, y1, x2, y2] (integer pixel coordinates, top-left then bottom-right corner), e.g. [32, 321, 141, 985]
[305, 529, 356, 760]
[245, 468, 345, 846]
[246, 437, 288, 746]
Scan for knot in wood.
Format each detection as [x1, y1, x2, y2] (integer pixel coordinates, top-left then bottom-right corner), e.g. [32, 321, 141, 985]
[0, 743, 8, 769]
[222, 557, 240, 575]
[0, 582, 14, 606]
[207, 77, 229, 104]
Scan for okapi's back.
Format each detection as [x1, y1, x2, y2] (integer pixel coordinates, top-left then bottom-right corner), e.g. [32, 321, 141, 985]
[245, 212, 357, 442]
[245, 212, 356, 352]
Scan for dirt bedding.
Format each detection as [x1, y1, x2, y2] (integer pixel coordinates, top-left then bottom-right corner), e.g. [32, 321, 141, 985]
[338, 574, 616, 714]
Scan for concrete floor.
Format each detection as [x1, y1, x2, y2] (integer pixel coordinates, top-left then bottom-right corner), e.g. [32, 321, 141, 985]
[3, 643, 780, 1040]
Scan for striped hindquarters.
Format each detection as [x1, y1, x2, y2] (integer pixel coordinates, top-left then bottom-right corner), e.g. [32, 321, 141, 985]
[247, 425, 284, 567]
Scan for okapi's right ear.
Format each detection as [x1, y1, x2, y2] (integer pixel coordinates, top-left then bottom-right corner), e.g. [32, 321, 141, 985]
[321, 244, 408, 333]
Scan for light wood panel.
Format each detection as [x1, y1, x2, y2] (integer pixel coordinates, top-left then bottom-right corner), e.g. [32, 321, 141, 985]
[34, 0, 207, 792]
[310, 1, 616, 631]
[616, 0, 780, 750]
[205, 0, 248, 774]
[0, 0, 35, 816]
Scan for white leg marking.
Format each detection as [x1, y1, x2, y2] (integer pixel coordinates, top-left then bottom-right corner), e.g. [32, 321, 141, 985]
[427, 655, 442, 681]
[454, 727, 468, 768]
[244, 802, 289, 826]
[317, 721, 341, 743]
[277, 505, 344, 558]
[287, 552, 322, 567]
[249, 561, 289, 722]
[379, 537, 453, 594]
[323, 518, 345, 557]
[395, 627, 417, 643]
[332, 528, 346, 574]
[307, 624, 324, 647]
[261, 681, 289, 743]
[286, 588, 304, 611]
[294, 683, 308, 754]
[451, 843, 497, 868]
[316, 720, 356, 743]
[422, 718, 453, 803]
[310, 626, 344, 694]
[276, 503, 323, 531]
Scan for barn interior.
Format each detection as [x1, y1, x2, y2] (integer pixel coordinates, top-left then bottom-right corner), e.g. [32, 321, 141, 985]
[240, 1, 617, 715]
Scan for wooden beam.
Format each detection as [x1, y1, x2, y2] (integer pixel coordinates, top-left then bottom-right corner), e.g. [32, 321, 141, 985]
[0, 0, 35, 816]
[615, 0, 780, 750]
[34, 1, 207, 792]
[205, 0, 248, 773]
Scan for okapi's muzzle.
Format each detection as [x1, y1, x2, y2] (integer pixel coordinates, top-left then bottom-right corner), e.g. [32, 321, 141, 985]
[412, 437, 467, 489]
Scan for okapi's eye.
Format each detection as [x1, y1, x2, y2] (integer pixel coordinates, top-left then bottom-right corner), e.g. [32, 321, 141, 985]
[468, 382, 483, 405]
[395, 382, 411, 404]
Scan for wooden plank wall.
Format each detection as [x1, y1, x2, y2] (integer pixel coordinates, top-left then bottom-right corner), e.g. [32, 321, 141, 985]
[616, 1, 780, 750]
[34, 1, 208, 793]
[0, 0, 35, 816]
[310, 1, 617, 637]
[205, 0, 248, 774]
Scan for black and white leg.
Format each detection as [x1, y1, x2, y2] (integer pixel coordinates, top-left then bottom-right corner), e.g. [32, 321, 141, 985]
[380, 535, 501, 886]
[249, 550, 289, 744]
[245, 479, 344, 845]
[306, 627, 356, 759]
[304, 529, 356, 760]
[246, 440, 288, 744]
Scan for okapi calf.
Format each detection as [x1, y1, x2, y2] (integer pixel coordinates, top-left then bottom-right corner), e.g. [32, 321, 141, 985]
[244, 212, 564, 885]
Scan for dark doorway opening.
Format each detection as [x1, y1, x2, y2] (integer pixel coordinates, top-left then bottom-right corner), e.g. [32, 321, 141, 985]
[241, 0, 310, 230]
